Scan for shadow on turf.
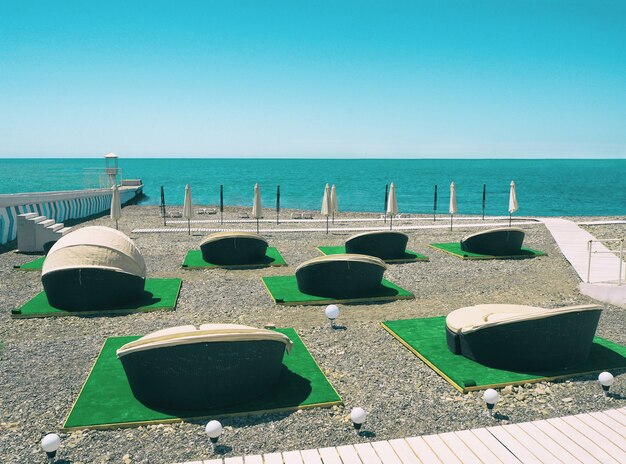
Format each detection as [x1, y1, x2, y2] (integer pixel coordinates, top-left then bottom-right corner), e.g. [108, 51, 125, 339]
[142, 367, 313, 425]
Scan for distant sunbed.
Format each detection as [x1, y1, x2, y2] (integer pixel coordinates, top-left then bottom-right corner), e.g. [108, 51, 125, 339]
[295, 254, 387, 298]
[460, 227, 525, 256]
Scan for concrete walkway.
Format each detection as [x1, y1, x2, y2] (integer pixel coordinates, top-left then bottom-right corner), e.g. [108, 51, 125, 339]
[174, 407, 626, 464]
[539, 218, 626, 306]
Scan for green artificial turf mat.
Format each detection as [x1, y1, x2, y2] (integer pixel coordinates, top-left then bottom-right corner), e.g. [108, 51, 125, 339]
[262, 275, 414, 305]
[13, 256, 45, 271]
[182, 247, 287, 269]
[429, 242, 546, 260]
[382, 316, 626, 393]
[64, 328, 342, 430]
[317, 246, 429, 263]
[11, 278, 182, 319]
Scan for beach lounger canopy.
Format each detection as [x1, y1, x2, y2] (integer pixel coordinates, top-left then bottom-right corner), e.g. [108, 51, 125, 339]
[446, 304, 603, 371]
[200, 231, 268, 264]
[460, 227, 525, 256]
[41, 226, 146, 310]
[117, 324, 293, 410]
[295, 254, 387, 299]
[345, 230, 409, 259]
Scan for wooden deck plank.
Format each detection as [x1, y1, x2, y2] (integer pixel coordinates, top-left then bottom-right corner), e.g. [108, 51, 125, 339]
[454, 429, 504, 464]
[317, 448, 342, 464]
[591, 410, 626, 436]
[353, 443, 383, 464]
[405, 436, 442, 464]
[470, 428, 520, 463]
[603, 408, 626, 427]
[547, 417, 620, 464]
[422, 434, 462, 464]
[336, 445, 363, 464]
[370, 441, 402, 464]
[577, 413, 626, 452]
[532, 420, 601, 464]
[562, 415, 626, 460]
[243, 455, 263, 464]
[264, 453, 284, 464]
[300, 449, 323, 464]
[438, 432, 482, 464]
[225, 458, 244, 464]
[514, 422, 581, 463]
[204, 459, 224, 464]
[282, 451, 304, 464]
[502, 423, 564, 464]
[487, 426, 542, 464]
[387, 439, 423, 464]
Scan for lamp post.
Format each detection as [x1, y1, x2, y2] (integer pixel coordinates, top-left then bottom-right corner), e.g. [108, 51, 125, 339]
[598, 372, 614, 396]
[350, 407, 366, 436]
[41, 433, 61, 463]
[325, 304, 340, 329]
[482, 389, 500, 417]
[205, 420, 223, 453]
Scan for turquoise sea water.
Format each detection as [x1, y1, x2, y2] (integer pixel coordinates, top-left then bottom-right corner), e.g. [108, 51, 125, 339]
[0, 159, 624, 216]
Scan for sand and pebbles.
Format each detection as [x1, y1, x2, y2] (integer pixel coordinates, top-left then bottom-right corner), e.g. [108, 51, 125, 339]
[0, 206, 624, 463]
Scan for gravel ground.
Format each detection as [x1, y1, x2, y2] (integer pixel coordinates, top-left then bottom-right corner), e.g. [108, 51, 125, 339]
[0, 206, 624, 464]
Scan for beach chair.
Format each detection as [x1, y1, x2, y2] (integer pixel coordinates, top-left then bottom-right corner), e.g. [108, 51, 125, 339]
[199, 231, 268, 264]
[295, 254, 387, 298]
[345, 231, 409, 260]
[446, 304, 603, 370]
[117, 324, 293, 410]
[460, 227, 525, 256]
[41, 226, 146, 310]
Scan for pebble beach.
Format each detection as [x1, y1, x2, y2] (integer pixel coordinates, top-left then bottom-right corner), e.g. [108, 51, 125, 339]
[0, 206, 624, 464]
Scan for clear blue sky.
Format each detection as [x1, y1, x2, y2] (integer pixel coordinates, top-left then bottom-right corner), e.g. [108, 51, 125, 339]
[1, 1, 625, 158]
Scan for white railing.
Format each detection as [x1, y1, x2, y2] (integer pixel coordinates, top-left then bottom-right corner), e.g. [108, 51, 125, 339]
[587, 238, 624, 284]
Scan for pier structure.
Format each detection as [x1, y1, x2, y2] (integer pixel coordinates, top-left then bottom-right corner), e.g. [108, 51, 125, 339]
[0, 153, 143, 245]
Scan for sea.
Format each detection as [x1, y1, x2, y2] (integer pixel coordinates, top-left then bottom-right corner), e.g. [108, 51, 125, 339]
[0, 158, 624, 217]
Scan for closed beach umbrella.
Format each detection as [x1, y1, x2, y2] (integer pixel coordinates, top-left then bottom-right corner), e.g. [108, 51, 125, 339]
[330, 184, 338, 224]
[252, 183, 262, 233]
[183, 184, 193, 235]
[449, 181, 457, 230]
[110, 184, 121, 230]
[508, 180, 518, 226]
[386, 182, 398, 230]
[321, 183, 331, 234]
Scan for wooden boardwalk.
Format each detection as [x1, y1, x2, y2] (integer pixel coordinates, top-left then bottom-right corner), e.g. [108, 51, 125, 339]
[174, 407, 626, 464]
[540, 218, 624, 284]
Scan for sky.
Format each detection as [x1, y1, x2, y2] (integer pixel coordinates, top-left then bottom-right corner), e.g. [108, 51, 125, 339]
[1, 1, 625, 158]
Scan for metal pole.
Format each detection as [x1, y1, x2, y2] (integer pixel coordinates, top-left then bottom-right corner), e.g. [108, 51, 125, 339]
[390, 215, 393, 230]
[619, 239, 623, 286]
[220, 185, 224, 225]
[276, 185, 280, 225]
[187, 219, 191, 235]
[482, 184, 486, 220]
[160, 186, 166, 226]
[450, 214, 453, 231]
[384, 184, 388, 223]
[509, 212, 512, 227]
[326, 216, 329, 234]
[257, 218, 259, 234]
[587, 240, 592, 283]
[433, 184, 438, 221]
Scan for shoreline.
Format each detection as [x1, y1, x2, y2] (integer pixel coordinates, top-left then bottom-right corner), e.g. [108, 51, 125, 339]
[0, 205, 624, 463]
